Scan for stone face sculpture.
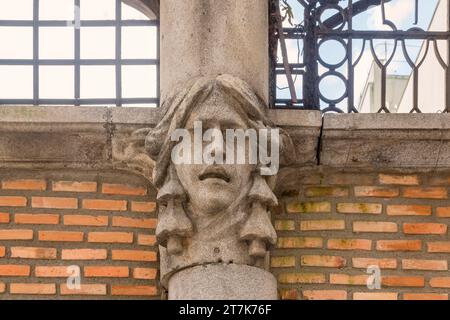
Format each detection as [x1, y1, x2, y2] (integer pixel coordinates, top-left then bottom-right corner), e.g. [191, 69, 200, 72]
[144, 74, 293, 296]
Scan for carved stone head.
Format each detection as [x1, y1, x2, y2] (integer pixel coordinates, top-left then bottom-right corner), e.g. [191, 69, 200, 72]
[145, 74, 293, 287]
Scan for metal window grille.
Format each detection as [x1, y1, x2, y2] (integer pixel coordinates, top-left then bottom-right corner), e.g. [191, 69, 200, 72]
[270, 0, 450, 113]
[0, 0, 159, 106]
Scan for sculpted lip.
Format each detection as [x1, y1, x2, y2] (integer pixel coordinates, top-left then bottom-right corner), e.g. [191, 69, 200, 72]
[198, 165, 231, 183]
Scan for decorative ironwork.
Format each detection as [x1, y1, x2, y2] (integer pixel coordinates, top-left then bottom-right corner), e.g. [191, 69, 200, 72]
[0, 0, 159, 107]
[271, 0, 450, 113]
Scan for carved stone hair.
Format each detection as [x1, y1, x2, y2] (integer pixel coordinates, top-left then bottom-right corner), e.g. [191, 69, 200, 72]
[144, 74, 294, 261]
[144, 74, 294, 188]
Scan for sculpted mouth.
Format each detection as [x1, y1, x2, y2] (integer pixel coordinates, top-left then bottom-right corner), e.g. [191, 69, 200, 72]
[199, 166, 231, 183]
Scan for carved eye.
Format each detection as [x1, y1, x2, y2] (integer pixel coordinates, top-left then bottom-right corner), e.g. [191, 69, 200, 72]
[158, 202, 167, 212]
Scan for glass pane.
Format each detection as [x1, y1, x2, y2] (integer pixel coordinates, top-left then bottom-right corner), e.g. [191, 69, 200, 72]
[122, 26, 156, 59]
[80, 0, 115, 20]
[0, 27, 33, 59]
[39, 66, 74, 99]
[39, 27, 74, 59]
[81, 66, 115, 98]
[39, 0, 74, 20]
[81, 27, 115, 59]
[0, 0, 33, 20]
[0, 66, 33, 99]
[122, 65, 156, 98]
[121, 2, 149, 20]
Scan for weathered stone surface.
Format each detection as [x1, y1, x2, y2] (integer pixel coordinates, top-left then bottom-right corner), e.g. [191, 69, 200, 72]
[144, 75, 292, 296]
[321, 114, 450, 168]
[160, 0, 269, 103]
[0, 106, 319, 175]
[168, 264, 278, 300]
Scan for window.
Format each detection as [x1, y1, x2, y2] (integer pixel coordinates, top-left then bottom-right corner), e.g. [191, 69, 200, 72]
[271, 0, 449, 113]
[0, 0, 159, 107]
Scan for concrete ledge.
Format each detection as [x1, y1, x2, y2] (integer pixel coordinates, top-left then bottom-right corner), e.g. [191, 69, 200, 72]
[0, 106, 321, 181]
[321, 114, 450, 168]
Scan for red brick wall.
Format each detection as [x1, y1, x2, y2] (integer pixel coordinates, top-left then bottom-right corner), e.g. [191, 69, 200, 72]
[2, 169, 450, 300]
[272, 170, 450, 300]
[0, 170, 159, 299]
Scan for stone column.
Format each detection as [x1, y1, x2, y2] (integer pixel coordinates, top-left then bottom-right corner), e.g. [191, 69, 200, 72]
[160, 0, 269, 103]
[151, 0, 280, 300]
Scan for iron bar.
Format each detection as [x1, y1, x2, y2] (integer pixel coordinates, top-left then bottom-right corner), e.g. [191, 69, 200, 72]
[0, 0, 159, 107]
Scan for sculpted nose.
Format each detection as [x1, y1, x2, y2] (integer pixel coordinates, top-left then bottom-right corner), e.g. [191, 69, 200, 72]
[210, 125, 224, 158]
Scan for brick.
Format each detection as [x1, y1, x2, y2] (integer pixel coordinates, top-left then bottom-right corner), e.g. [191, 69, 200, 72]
[112, 216, 156, 229]
[387, 205, 431, 216]
[35, 266, 72, 277]
[63, 215, 108, 226]
[0, 265, 30, 276]
[430, 277, 450, 288]
[354, 186, 399, 198]
[274, 220, 295, 231]
[138, 234, 157, 246]
[0, 212, 9, 223]
[278, 273, 325, 284]
[52, 181, 97, 193]
[427, 241, 450, 253]
[382, 276, 425, 287]
[279, 289, 299, 300]
[352, 258, 397, 269]
[111, 285, 157, 296]
[15, 213, 59, 225]
[353, 221, 397, 233]
[403, 293, 448, 300]
[300, 220, 345, 231]
[428, 175, 450, 185]
[277, 237, 323, 249]
[84, 266, 129, 278]
[286, 201, 331, 213]
[337, 203, 382, 214]
[102, 183, 147, 196]
[330, 274, 368, 285]
[271, 256, 296, 268]
[2, 179, 46, 191]
[0, 247, 4, 257]
[88, 232, 133, 244]
[0, 229, 32, 240]
[82, 199, 126, 211]
[0, 196, 27, 207]
[402, 259, 448, 271]
[305, 187, 348, 197]
[32, 197, 77, 209]
[133, 268, 157, 280]
[379, 174, 419, 185]
[301, 255, 346, 268]
[131, 201, 156, 213]
[11, 247, 56, 259]
[403, 187, 447, 199]
[326, 173, 375, 185]
[112, 250, 156, 262]
[403, 223, 447, 235]
[10, 283, 56, 295]
[377, 240, 421, 251]
[62, 249, 107, 260]
[353, 292, 398, 300]
[39, 231, 84, 242]
[302, 290, 347, 300]
[437, 207, 450, 217]
[60, 284, 107, 296]
[327, 239, 372, 251]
